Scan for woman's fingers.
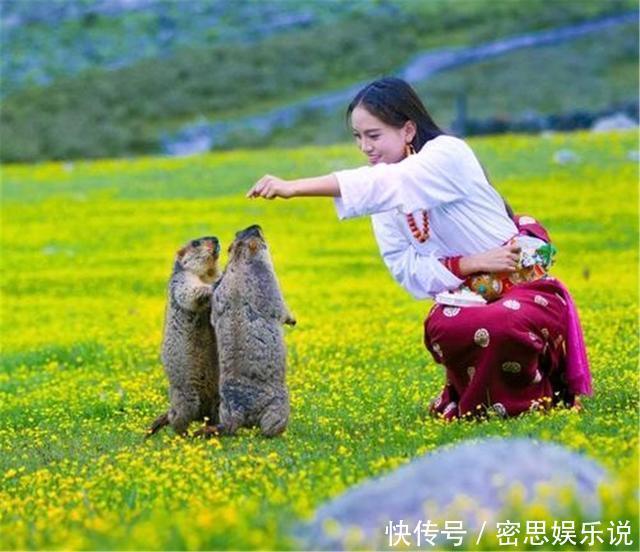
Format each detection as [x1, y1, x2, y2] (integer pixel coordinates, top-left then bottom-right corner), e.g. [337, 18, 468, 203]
[264, 185, 276, 200]
[248, 175, 279, 199]
[471, 244, 524, 273]
[246, 181, 262, 198]
[506, 245, 521, 266]
[247, 175, 267, 198]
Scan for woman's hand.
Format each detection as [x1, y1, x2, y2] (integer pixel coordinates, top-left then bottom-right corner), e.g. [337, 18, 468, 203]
[247, 175, 294, 199]
[459, 244, 521, 276]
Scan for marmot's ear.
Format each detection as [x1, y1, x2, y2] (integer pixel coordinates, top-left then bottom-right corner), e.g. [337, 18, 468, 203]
[176, 246, 188, 259]
[248, 240, 259, 254]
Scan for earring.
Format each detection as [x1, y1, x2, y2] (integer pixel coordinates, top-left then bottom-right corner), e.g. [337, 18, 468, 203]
[405, 143, 416, 157]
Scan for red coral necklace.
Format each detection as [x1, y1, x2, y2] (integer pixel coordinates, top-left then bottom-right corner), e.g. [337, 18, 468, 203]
[403, 143, 429, 243]
[406, 210, 430, 243]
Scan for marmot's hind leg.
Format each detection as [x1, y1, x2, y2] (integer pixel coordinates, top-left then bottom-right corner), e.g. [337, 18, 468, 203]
[201, 400, 242, 437]
[259, 398, 289, 437]
[145, 411, 170, 439]
[168, 405, 198, 436]
[168, 388, 201, 435]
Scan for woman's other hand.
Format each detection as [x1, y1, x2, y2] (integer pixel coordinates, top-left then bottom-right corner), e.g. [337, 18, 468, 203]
[247, 175, 293, 199]
[459, 244, 521, 275]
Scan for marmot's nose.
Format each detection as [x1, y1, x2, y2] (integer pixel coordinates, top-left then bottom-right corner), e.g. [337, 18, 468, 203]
[201, 236, 220, 254]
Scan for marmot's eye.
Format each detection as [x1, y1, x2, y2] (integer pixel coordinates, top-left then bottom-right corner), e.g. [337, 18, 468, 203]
[191, 240, 201, 247]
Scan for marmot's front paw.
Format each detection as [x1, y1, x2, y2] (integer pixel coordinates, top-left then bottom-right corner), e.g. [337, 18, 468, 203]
[197, 287, 213, 307]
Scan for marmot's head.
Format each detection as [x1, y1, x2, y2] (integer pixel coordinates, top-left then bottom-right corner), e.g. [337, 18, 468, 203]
[228, 225, 269, 265]
[176, 236, 220, 283]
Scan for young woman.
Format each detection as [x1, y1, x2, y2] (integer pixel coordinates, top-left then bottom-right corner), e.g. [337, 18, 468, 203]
[247, 77, 591, 419]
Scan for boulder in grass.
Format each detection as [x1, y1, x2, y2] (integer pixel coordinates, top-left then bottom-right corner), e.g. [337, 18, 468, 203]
[553, 149, 580, 165]
[591, 113, 638, 132]
[294, 438, 607, 550]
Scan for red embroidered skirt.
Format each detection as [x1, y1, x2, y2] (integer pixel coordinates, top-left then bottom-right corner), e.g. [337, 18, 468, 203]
[424, 278, 576, 420]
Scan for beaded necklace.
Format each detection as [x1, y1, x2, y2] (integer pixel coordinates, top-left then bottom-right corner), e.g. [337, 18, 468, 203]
[406, 210, 430, 243]
[403, 142, 430, 243]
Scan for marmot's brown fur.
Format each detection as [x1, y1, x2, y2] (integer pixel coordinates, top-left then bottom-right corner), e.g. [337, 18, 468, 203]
[146, 236, 221, 437]
[196, 225, 295, 438]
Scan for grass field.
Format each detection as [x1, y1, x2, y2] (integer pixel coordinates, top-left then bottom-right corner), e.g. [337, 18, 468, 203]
[0, 130, 638, 549]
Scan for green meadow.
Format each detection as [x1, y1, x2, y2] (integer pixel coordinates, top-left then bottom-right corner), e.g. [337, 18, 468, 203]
[0, 131, 638, 549]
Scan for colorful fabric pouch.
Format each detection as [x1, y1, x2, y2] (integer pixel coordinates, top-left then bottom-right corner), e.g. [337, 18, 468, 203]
[465, 235, 557, 302]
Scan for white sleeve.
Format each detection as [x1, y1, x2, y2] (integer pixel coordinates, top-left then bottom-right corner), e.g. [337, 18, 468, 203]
[371, 213, 464, 300]
[333, 137, 468, 220]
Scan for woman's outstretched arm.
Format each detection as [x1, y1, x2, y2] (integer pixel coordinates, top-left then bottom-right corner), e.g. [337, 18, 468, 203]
[247, 174, 340, 199]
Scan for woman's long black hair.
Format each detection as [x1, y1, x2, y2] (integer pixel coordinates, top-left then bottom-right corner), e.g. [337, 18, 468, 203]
[346, 77, 443, 152]
[346, 77, 514, 219]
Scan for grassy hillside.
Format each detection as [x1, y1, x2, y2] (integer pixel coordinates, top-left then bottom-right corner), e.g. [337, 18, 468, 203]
[0, 131, 638, 549]
[219, 21, 639, 150]
[3, 0, 629, 91]
[0, 0, 378, 94]
[0, 0, 636, 162]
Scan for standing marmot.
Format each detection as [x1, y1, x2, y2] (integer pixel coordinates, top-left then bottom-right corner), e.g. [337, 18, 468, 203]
[147, 236, 221, 437]
[197, 225, 295, 438]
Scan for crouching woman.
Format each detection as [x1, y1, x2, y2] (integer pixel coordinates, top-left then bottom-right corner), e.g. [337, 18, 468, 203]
[246, 77, 592, 419]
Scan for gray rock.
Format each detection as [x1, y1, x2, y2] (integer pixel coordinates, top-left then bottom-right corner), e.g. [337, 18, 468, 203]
[592, 113, 638, 132]
[553, 149, 580, 165]
[295, 438, 607, 550]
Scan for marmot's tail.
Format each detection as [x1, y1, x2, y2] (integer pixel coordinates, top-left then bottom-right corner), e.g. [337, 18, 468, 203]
[145, 411, 169, 439]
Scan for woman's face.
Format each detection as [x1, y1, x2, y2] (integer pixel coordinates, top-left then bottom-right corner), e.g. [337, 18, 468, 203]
[351, 105, 416, 165]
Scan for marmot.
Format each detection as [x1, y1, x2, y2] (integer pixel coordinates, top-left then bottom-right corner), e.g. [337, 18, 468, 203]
[196, 225, 295, 438]
[146, 236, 221, 437]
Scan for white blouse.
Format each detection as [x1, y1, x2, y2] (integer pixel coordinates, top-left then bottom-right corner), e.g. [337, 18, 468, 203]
[333, 135, 518, 299]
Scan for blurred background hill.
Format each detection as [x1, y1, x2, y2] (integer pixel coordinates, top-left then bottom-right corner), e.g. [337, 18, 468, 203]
[1, 0, 638, 162]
